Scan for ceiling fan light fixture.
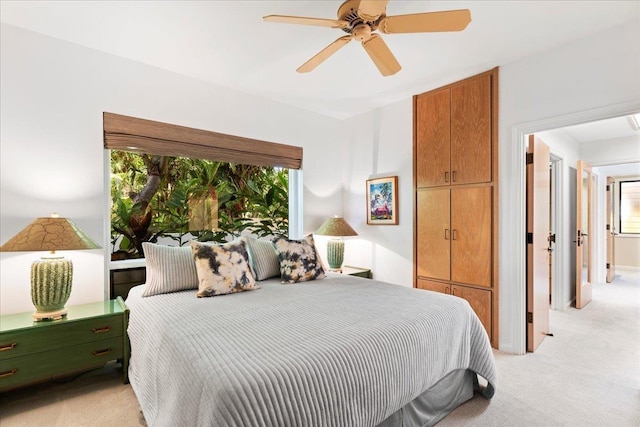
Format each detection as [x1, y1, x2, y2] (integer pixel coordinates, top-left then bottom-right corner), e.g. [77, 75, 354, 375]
[352, 24, 372, 42]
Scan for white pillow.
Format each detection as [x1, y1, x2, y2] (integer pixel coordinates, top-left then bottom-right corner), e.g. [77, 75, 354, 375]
[142, 242, 198, 297]
[245, 235, 280, 280]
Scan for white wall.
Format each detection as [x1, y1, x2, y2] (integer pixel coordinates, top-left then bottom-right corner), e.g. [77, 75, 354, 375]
[615, 237, 640, 269]
[337, 100, 414, 286]
[0, 24, 345, 315]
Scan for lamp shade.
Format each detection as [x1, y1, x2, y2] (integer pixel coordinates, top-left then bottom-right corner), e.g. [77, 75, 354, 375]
[314, 216, 358, 237]
[315, 216, 357, 270]
[0, 216, 100, 253]
[0, 215, 100, 321]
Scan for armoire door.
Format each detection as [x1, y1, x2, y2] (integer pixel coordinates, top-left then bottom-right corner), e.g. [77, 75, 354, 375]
[450, 186, 492, 286]
[451, 285, 492, 340]
[417, 188, 450, 281]
[416, 89, 451, 187]
[450, 75, 492, 185]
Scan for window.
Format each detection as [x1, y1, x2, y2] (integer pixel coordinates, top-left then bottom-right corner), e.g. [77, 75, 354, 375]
[104, 113, 302, 260]
[110, 151, 289, 259]
[620, 180, 640, 234]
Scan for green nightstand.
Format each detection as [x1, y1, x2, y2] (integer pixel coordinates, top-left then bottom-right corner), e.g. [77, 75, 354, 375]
[0, 297, 129, 392]
[341, 265, 372, 279]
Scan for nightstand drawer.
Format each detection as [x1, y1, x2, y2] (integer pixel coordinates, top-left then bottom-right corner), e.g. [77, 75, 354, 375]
[0, 337, 123, 391]
[0, 315, 123, 361]
[341, 266, 372, 279]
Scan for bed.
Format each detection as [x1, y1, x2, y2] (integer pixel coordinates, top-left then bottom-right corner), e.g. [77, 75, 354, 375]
[125, 243, 496, 427]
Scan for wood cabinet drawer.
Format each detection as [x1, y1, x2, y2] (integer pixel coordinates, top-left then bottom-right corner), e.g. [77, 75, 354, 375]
[416, 279, 450, 294]
[0, 337, 123, 391]
[0, 315, 123, 360]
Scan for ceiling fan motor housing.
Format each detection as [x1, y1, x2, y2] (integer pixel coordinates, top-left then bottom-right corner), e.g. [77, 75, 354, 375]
[338, 0, 382, 34]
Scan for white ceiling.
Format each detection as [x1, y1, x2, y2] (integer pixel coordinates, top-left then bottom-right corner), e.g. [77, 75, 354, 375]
[1, 0, 639, 149]
[557, 114, 640, 144]
[1, 0, 639, 121]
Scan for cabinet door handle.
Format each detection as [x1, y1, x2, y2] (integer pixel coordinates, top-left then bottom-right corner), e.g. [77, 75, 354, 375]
[0, 369, 17, 378]
[92, 326, 111, 334]
[452, 288, 458, 297]
[452, 229, 458, 240]
[445, 286, 451, 294]
[0, 342, 17, 352]
[444, 229, 450, 240]
[444, 171, 449, 183]
[452, 170, 457, 182]
[92, 348, 112, 357]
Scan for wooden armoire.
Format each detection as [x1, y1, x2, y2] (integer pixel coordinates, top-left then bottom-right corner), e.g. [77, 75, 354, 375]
[413, 68, 499, 347]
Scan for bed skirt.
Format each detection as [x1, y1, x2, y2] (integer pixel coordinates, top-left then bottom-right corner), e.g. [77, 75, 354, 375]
[377, 369, 476, 427]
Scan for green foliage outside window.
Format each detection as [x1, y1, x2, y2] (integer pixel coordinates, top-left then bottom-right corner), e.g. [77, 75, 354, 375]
[110, 151, 288, 259]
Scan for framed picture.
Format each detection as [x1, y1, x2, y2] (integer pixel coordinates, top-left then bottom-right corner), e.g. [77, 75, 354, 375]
[366, 176, 398, 225]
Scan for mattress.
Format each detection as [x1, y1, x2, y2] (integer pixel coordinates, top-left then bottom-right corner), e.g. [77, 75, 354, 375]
[126, 273, 495, 426]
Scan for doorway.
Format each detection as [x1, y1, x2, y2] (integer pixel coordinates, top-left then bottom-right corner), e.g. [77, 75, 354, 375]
[523, 113, 639, 353]
[508, 104, 640, 355]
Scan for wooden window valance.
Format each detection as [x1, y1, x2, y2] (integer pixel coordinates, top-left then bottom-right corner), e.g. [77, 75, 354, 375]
[103, 112, 302, 169]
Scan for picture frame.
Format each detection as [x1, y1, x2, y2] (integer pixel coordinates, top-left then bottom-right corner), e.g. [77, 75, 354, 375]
[366, 176, 398, 225]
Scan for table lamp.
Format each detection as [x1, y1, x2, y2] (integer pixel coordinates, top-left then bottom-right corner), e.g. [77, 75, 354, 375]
[0, 213, 100, 321]
[315, 216, 357, 271]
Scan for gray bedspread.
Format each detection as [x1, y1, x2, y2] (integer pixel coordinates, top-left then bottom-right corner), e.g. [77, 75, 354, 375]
[126, 273, 496, 427]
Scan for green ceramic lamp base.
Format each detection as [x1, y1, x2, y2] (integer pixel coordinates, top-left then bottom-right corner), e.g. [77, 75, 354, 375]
[327, 238, 345, 270]
[31, 256, 73, 322]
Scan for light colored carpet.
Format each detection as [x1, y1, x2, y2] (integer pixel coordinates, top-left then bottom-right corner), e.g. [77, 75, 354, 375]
[1, 270, 638, 426]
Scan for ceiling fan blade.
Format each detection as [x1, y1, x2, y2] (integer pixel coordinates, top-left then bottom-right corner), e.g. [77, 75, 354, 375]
[379, 9, 471, 34]
[263, 15, 348, 29]
[297, 36, 352, 73]
[362, 34, 401, 76]
[357, 0, 389, 21]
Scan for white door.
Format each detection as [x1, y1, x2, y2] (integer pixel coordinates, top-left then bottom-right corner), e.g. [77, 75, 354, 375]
[527, 135, 550, 352]
[576, 160, 593, 309]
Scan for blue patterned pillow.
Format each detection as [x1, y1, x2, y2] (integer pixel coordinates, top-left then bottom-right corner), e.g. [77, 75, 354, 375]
[272, 234, 326, 284]
[190, 240, 258, 297]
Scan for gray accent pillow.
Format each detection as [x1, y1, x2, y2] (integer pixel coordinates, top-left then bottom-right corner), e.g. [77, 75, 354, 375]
[245, 235, 280, 281]
[142, 242, 198, 297]
[190, 240, 259, 297]
[272, 234, 326, 284]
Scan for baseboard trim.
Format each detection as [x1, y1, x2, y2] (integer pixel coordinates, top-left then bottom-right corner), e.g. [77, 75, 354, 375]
[615, 266, 640, 272]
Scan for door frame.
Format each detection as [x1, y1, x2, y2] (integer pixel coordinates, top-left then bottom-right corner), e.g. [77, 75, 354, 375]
[502, 99, 640, 355]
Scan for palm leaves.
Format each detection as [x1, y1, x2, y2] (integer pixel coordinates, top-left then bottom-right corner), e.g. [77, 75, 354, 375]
[110, 152, 289, 259]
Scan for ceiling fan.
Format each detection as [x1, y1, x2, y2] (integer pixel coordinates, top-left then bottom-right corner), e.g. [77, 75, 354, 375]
[263, 0, 471, 77]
